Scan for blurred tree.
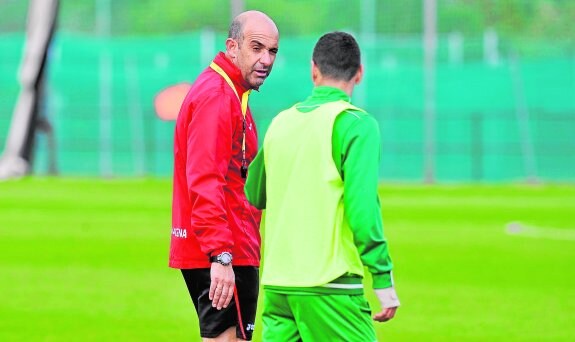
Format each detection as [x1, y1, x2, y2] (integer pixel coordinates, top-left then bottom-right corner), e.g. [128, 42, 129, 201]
[0, 0, 28, 31]
[0, 0, 573, 44]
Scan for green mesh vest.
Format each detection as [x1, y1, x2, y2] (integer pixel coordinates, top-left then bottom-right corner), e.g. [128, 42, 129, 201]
[262, 100, 366, 287]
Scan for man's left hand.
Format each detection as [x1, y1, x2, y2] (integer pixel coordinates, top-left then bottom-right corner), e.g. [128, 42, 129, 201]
[209, 263, 235, 310]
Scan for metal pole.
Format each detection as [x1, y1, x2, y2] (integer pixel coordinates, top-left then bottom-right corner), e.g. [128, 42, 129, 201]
[360, 0, 376, 43]
[509, 53, 538, 183]
[125, 57, 146, 176]
[472, 113, 483, 181]
[423, 0, 437, 183]
[200, 28, 216, 66]
[447, 32, 463, 65]
[97, 0, 113, 177]
[356, 0, 376, 109]
[0, 0, 59, 179]
[483, 28, 499, 66]
[230, 0, 245, 20]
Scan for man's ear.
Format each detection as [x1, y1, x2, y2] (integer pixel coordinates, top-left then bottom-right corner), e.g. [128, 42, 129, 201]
[225, 38, 239, 59]
[354, 64, 364, 85]
[311, 61, 320, 84]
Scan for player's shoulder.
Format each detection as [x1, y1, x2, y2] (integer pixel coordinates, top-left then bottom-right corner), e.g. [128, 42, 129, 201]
[334, 108, 378, 140]
[338, 107, 375, 125]
[341, 108, 369, 118]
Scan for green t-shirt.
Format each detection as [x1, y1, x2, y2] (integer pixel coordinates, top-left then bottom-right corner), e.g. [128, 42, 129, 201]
[246, 86, 394, 293]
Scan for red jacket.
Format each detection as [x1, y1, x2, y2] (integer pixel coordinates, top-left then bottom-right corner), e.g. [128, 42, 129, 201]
[169, 52, 262, 269]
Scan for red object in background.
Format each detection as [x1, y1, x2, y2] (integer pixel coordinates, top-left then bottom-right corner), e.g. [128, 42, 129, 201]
[153, 83, 192, 120]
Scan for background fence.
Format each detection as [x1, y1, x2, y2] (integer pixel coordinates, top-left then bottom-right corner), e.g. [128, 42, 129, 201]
[1, 0, 574, 182]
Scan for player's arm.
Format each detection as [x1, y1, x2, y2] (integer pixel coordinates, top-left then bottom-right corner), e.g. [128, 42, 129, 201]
[245, 147, 267, 209]
[340, 114, 392, 286]
[338, 113, 400, 319]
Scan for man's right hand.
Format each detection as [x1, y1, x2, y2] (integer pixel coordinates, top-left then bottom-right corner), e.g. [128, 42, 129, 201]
[209, 263, 235, 310]
[373, 287, 400, 322]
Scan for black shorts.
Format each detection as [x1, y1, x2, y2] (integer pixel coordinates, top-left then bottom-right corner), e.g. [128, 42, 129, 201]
[181, 266, 259, 340]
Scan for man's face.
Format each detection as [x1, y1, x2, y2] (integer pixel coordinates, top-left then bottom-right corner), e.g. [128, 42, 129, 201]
[232, 21, 279, 89]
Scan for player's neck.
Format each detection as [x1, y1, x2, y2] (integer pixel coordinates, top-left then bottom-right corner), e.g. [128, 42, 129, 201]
[314, 79, 354, 97]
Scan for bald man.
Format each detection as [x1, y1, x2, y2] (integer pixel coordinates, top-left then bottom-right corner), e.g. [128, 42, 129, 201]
[169, 11, 279, 341]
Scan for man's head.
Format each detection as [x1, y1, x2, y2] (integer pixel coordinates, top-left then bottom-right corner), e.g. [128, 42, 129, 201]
[311, 32, 363, 94]
[225, 11, 279, 89]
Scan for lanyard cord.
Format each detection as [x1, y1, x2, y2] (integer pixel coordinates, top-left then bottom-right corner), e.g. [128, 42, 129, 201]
[209, 62, 251, 178]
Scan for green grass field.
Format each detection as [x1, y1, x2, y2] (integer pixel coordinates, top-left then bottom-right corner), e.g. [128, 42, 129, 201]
[1, 178, 574, 341]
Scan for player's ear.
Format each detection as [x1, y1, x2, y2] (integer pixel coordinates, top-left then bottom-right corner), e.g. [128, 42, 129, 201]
[226, 38, 239, 59]
[354, 64, 364, 85]
[311, 61, 320, 84]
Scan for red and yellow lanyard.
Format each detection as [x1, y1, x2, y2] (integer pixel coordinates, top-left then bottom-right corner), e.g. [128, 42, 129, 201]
[209, 62, 251, 178]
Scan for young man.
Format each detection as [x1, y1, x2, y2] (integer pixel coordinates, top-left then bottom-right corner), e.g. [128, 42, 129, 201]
[169, 11, 279, 342]
[245, 31, 400, 341]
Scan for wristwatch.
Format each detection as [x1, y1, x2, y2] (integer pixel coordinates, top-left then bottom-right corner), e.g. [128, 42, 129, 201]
[210, 252, 233, 266]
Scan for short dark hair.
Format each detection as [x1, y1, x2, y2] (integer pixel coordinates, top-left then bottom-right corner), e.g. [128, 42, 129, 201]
[228, 18, 243, 42]
[312, 32, 361, 81]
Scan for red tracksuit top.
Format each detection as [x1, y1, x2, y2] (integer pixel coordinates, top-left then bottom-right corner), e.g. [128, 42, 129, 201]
[169, 52, 262, 269]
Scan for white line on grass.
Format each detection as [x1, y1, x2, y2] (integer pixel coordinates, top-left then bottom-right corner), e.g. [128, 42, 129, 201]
[505, 221, 575, 241]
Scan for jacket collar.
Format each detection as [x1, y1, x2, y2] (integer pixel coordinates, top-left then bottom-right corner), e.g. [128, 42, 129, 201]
[213, 52, 253, 96]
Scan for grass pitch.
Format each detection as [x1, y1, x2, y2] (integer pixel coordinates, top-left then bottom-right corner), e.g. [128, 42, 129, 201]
[0, 178, 573, 341]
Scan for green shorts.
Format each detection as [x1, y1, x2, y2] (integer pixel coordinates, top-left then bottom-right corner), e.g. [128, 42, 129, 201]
[262, 289, 376, 342]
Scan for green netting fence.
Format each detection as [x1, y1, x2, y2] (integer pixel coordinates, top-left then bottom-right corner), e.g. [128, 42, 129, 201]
[1, 33, 574, 181]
